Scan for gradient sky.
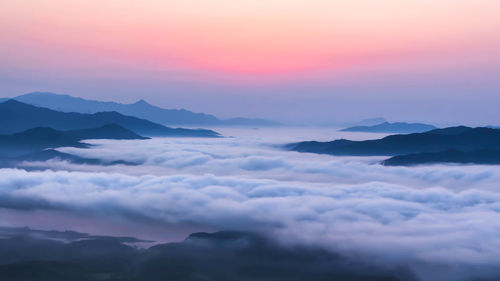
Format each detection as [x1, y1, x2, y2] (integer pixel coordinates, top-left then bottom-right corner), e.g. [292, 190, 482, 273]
[1, 0, 499, 125]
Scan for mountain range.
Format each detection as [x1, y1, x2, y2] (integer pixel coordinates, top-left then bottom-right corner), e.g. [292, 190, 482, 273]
[0, 125, 145, 167]
[0, 100, 219, 137]
[340, 122, 437, 134]
[0, 127, 88, 158]
[2, 92, 281, 127]
[288, 126, 500, 165]
[0, 124, 145, 159]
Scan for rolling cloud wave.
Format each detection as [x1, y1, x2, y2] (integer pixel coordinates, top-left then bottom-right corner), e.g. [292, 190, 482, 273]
[2, 134, 500, 280]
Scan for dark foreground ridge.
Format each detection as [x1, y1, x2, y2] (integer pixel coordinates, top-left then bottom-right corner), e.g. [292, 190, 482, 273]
[288, 126, 500, 165]
[0, 227, 414, 281]
[0, 99, 220, 137]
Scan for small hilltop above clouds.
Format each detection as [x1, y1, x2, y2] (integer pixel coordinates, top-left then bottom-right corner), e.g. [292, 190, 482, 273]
[288, 126, 500, 166]
[0, 125, 146, 167]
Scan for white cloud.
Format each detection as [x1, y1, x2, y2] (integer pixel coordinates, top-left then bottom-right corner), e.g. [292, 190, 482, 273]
[3, 129, 500, 280]
[1, 169, 500, 266]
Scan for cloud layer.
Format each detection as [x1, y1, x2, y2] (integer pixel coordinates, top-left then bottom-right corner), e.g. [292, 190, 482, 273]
[2, 128, 500, 280]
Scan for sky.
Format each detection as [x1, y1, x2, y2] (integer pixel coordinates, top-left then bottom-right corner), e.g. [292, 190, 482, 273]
[1, 0, 499, 125]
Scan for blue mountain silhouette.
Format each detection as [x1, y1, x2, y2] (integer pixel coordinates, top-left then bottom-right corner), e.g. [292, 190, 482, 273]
[0, 100, 219, 137]
[10, 92, 280, 127]
[340, 122, 436, 133]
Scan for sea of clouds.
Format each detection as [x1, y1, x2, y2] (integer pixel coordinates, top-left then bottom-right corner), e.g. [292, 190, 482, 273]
[1, 127, 500, 280]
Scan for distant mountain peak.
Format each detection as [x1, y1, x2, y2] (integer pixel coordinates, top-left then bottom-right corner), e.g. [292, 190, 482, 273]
[11, 92, 280, 127]
[133, 99, 150, 106]
[340, 121, 437, 134]
[2, 99, 40, 110]
[4, 99, 24, 105]
[342, 117, 387, 127]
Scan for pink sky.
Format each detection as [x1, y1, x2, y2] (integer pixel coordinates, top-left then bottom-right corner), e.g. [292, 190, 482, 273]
[1, 0, 499, 124]
[2, 0, 499, 75]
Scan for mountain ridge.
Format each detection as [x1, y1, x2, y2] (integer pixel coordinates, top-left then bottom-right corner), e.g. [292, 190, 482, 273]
[0, 127, 86, 158]
[382, 149, 500, 166]
[66, 123, 149, 140]
[340, 122, 437, 134]
[287, 126, 500, 164]
[10, 92, 281, 127]
[0, 99, 220, 137]
[0, 125, 145, 165]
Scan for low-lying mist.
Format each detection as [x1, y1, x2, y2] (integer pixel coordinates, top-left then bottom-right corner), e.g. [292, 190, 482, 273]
[1, 128, 500, 281]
